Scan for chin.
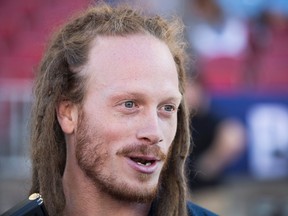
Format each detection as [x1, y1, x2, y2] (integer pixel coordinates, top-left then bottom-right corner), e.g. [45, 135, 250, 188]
[100, 177, 159, 203]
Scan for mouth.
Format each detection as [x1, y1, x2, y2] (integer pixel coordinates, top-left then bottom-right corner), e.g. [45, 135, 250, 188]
[130, 157, 157, 167]
[126, 155, 160, 174]
[117, 145, 165, 174]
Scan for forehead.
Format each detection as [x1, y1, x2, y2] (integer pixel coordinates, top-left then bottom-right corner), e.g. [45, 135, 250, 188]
[83, 34, 180, 96]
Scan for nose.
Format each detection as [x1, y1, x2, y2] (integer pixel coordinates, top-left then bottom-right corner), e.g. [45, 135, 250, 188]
[136, 110, 163, 145]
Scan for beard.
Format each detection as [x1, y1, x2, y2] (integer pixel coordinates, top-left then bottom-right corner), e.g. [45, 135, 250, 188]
[75, 112, 171, 203]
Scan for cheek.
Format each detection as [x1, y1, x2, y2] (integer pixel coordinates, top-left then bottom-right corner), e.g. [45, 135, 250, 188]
[161, 118, 178, 148]
[85, 105, 129, 138]
[92, 118, 133, 147]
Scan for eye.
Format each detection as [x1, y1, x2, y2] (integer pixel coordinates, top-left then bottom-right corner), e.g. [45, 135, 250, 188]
[124, 100, 135, 108]
[162, 104, 176, 112]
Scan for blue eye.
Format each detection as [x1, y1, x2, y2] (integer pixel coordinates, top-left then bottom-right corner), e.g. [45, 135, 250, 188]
[163, 105, 175, 112]
[124, 101, 135, 108]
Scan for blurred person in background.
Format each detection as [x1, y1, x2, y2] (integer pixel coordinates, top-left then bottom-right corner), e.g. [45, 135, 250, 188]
[183, 0, 249, 92]
[245, 1, 288, 91]
[185, 73, 246, 190]
[186, 0, 247, 58]
[6, 3, 218, 216]
[184, 0, 248, 59]
[183, 0, 247, 190]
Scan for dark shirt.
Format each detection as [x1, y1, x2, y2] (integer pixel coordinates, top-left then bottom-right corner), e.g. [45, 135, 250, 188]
[187, 201, 218, 216]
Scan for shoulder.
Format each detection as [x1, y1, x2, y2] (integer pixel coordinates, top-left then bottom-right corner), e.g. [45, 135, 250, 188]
[187, 201, 218, 216]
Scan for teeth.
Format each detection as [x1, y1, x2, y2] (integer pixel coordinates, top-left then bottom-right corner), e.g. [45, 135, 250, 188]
[137, 162, 152, 166]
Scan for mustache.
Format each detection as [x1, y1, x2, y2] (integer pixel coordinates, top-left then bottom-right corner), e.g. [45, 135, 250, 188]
[116, 144, 166, 161]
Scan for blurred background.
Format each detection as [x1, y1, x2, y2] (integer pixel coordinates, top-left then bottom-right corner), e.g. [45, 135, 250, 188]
[0, 0, 287, 215]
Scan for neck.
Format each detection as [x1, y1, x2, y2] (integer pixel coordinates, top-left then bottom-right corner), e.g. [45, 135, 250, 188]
[62, 155, 151, 216]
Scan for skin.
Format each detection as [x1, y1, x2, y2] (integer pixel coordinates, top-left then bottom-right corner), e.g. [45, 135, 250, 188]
[57, 34, 182, 216]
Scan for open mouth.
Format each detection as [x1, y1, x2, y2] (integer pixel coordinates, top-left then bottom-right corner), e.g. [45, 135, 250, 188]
[125, 156, 160, 174]
[130, 157, 156, 166]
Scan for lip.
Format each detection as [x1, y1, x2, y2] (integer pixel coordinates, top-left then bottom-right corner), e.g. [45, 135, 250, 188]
[125, 155, 160, 174]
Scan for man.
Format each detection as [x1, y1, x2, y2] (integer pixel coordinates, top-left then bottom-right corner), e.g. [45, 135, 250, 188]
[29, 3, 217, 216]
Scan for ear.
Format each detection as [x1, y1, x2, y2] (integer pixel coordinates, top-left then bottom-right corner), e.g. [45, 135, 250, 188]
[56, 101, 78, 134]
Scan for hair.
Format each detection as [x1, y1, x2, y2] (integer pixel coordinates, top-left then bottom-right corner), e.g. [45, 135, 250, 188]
[30, 3, 191, 216]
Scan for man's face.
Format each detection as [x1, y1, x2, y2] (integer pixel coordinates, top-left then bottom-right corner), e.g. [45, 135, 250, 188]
[75, 34, 181, 202]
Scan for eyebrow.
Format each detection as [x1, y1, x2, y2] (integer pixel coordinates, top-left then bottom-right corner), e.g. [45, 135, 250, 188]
[108, 91, 183, 103]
